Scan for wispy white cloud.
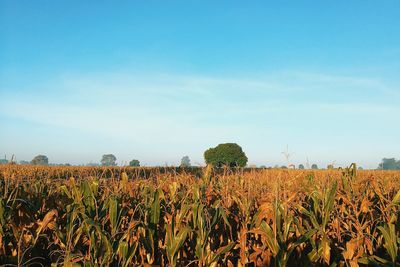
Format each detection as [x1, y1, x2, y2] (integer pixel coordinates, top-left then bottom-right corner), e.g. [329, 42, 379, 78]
[1, 69, 398, 167]
[2, 69, 398, 134]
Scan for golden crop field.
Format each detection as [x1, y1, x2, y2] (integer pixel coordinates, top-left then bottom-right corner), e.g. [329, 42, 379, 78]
[0, 165, 399, 266]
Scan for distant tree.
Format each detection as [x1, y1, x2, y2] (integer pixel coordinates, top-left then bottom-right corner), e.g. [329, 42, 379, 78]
[129, 159, 140, 167]
[0, 159, 8, 165]
[378, 158, 400, 170]
[180, 156, 191, 167]
[31, 155, 49, 165]
[281, 165, 288, 169]
[204, 143, 248, 168]
[260, 165, 267, 169]
[298, 164, 305, 169]
[101, 154, 117, 166]
[86, 162, 100, 167]
[311, 164, 318, 170]
[327, 164, 334, 170]
[358, 166, 364, 170]
[19, 160, 30, 165]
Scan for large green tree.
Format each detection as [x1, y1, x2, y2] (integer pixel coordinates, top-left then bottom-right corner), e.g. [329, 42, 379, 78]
[311, 164, 318, 170]
[101, 154, 117, 166]
[31, 155, 49, 165]
[129, 159, 140, 167]
[180, 156, 191, 167]
[204, 143, 248, 167]
[378, 158, 400, 170]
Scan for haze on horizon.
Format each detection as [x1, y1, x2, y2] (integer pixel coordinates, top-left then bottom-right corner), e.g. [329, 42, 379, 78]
[1, 1, 399, 169]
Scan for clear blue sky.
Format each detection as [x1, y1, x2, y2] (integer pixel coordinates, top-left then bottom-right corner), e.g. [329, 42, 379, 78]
[1, 1, 399, 168]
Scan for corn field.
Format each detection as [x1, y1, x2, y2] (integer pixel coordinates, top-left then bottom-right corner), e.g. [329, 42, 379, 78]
[0, 164, 399, 266]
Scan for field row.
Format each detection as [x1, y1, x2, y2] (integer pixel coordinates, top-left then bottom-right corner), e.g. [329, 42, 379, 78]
[0, 165, 399, 266]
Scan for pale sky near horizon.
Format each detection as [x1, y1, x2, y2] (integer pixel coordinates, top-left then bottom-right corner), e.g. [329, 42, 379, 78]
[1, 1, 399, 168]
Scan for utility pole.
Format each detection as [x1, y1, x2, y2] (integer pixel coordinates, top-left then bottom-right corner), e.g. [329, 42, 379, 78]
[282, 145, 291, 167]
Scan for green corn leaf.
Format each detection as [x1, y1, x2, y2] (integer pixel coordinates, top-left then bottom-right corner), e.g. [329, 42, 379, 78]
[117, 241, 128, 262]
[378, 224, 399, 264]
[392, 189, 400, 205]
[260, 220, 279, 255]
[109, 197, 118, 234]
[151, 189, 161, 225]
[0, 199, 5, 227]
[210, 242, 236, 264]
[323, 181, 337, 228]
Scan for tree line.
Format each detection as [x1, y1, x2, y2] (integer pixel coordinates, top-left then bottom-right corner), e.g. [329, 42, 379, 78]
[1, 144, 399, 170]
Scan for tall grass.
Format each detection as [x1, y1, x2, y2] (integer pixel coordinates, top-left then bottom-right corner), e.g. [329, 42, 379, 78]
[0, 165, 399, 266]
